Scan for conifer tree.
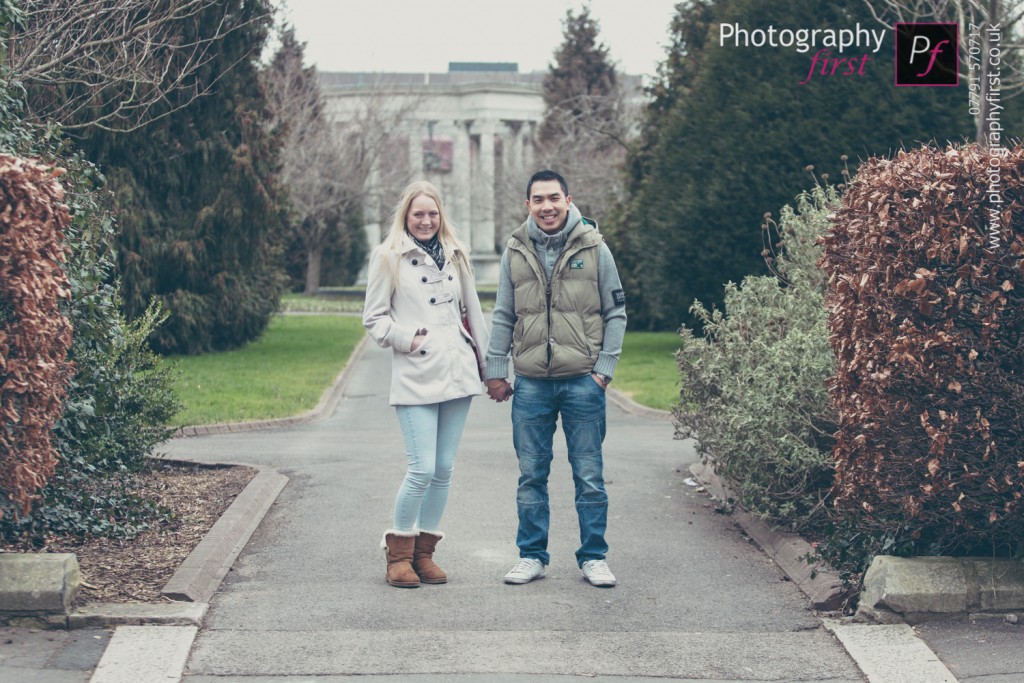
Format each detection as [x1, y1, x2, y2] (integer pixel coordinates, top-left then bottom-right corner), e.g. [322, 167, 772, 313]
[78, 0, 288, 354]
[603, 0, 716, 328]
[627, 0, 715, 182]
[540, 6, 620, 146]
[537, 6, 631, 222]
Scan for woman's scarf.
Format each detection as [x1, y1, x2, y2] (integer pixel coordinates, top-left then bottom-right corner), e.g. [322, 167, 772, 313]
[412, 233, 446, 271]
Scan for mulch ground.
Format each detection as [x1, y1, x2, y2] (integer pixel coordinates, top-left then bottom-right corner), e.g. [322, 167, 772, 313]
[1, 460, 256, 607]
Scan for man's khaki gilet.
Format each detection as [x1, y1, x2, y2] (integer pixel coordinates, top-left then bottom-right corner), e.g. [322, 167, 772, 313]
[507, 219, 604, 378]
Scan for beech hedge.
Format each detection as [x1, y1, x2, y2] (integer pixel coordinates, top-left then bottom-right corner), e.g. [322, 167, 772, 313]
[0, 155, 74, 517]
[820, 144, 1024, 558]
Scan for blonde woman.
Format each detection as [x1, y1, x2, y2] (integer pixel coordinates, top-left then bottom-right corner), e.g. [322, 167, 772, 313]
[363, 180, 489, 588]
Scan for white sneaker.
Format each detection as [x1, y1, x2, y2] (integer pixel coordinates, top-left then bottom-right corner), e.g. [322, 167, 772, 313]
[581, 559, 616, 587]
[503, 558, 545, 584]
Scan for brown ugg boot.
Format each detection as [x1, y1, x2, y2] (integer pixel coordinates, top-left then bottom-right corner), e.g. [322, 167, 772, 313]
[381, 530, 419, 588]
[413, 531, 447, 584]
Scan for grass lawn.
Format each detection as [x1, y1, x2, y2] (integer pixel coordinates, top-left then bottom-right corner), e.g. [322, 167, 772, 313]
[614, 331, 683, 412]
[171, 309, 683, 426]
[170, 314, 365, 426]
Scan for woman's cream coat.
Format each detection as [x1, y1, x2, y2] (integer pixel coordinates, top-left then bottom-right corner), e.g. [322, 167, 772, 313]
[363, 235, 489, 406]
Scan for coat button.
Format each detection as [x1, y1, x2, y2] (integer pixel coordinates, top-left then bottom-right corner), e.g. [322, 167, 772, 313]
[429, 297, 436, 304]
[421, 276, 427, 283]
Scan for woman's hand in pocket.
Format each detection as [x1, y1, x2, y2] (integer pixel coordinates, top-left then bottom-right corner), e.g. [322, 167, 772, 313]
[411, 328, 428, 351]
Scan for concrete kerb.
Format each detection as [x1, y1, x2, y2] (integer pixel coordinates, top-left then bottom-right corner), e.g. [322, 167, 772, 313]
[44, 463, 287, 630]
[858, 555, 1024, 624]
[24, 333, 370, 629]
[0, 553, 81, 621]
[606, 386, 674, 422]
[688, 460, 853, 611]
[160, 466, 288, 604]
[69, 602, 209, 629]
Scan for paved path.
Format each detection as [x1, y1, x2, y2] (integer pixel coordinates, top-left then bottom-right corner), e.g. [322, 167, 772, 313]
[160, 340, 865, 682]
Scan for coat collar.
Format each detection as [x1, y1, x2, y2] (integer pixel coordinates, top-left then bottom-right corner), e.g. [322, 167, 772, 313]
[397, 232, 463, 264]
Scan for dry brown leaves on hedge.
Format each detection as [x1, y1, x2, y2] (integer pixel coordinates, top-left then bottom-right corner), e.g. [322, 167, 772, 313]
[819, 143, 1024, 552]
[0, 155, 74, 518]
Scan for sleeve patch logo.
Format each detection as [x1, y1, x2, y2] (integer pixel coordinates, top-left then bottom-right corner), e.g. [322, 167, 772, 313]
[612, 289, 626, 306]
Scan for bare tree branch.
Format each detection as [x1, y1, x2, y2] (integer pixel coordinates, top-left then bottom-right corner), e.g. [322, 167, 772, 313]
[864, 0, 1023, 144]
[533, 78, 640, 222]
[263, 37, 422, 293]
[6, 0, 272, 133]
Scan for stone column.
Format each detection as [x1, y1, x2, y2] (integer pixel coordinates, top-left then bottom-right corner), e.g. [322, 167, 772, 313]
[507, 121, 523, 172]
[497, 121, 523, 244]
[470, 120, 500, 282]
[473, 120, 496, 252]
[523, 121, 536, 171]
[408, 121, 425, 178]
[357, 160, 383, 284]
[451, 120, 471, 232]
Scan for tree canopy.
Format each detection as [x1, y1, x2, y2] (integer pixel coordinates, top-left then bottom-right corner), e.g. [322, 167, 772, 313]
[611, 0, 975, 330]
[78, 0, 288, 354]
[7, 0, 273, 133]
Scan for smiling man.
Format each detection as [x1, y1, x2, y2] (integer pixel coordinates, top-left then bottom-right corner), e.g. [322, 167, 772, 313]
[485, 169, 627, 588]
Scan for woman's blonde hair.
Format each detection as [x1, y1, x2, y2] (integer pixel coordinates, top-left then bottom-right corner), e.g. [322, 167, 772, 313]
[380, 180, 471, 280]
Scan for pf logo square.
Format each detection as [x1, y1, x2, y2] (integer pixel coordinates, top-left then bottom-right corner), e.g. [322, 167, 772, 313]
[895, 23, 958, 86]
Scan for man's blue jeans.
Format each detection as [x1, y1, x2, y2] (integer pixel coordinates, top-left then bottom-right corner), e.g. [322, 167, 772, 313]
[511, 374, 608, 567]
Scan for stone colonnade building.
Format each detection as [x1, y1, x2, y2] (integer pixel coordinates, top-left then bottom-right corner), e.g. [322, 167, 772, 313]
[320, 64, 546, 283]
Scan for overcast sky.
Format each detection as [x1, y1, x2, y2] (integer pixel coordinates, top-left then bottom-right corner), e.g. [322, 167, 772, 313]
[275, 0, 682, 76]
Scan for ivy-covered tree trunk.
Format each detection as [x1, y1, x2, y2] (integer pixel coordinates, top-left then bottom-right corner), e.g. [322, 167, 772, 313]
[304, 241, 323, 296]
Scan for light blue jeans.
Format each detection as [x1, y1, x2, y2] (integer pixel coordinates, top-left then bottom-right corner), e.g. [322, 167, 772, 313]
[393, 396, 472, 531]
[511, 375, 608, 566]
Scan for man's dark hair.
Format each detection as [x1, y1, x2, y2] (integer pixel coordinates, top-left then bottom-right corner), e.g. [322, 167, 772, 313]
[526, 170, 568, 199]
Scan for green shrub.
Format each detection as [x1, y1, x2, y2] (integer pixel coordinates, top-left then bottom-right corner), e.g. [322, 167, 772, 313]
[0, 99, 179, 542]
[674, 181, 838, 530]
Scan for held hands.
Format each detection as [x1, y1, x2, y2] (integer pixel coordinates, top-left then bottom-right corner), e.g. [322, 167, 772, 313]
[486, 375, 605, 402]
[486, 378, 513, 402]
